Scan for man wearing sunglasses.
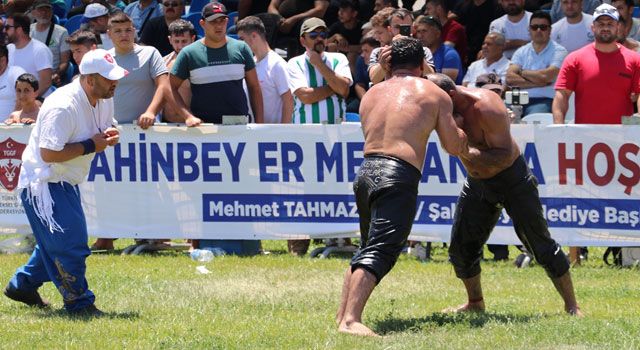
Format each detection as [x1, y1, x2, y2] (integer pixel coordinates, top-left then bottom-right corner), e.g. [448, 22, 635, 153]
[140, 0, 185, 56]
[124, 0, 164, 35]
[506, 10, 567, 117]
[285, 17, 352, 256]
[287, 17, 351, 126]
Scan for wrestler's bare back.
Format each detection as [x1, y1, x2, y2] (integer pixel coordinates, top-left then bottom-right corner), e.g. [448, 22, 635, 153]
[359, 76, 467, 171]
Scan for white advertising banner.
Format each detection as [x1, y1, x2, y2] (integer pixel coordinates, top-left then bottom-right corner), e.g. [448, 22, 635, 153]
[0, 124, 638, 246]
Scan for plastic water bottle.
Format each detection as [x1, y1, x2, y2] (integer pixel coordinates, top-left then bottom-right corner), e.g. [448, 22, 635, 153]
[190, 249, 214, 263]
[209, 247, 227, 256]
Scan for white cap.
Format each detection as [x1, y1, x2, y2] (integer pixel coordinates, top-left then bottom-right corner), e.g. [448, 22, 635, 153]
[84, 3, 109, 19]
[593, 4, 619, 21]
[79, 49, 128, 80]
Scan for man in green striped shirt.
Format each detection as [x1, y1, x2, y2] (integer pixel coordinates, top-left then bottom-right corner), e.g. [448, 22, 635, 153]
[287, 17, 352, 125]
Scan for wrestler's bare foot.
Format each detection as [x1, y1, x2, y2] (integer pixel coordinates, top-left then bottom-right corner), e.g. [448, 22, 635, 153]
[442, 300, 486, 314]
[339, 321, 380, 337]
[566, 305, 584, 317]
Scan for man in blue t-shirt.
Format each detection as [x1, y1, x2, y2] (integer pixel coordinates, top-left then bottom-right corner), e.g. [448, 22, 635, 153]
[170, 1, 263, 125]
[414, 15, 464, 84]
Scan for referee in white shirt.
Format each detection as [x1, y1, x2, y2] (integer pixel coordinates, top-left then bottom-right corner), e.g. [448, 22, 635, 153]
[4, 49, 127, 316]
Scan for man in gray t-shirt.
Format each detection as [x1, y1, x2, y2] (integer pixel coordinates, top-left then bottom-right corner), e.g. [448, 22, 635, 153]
[92, 13, 169, 252]
[108, 13, 168, 127]
[30, 0, 70, 86]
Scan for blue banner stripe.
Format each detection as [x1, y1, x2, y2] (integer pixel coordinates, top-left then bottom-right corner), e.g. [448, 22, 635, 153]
[203, 194, 640, 229]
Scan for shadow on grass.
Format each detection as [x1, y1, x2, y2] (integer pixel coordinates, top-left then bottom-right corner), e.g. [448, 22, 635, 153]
[374, 311, 540, 335]
[39, 308, 141, 321]
[90, 249, 124, 256]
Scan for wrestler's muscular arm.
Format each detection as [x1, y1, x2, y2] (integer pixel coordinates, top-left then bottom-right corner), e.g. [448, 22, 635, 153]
[461, 97, 514, 168]
[435, 93, 469, 157]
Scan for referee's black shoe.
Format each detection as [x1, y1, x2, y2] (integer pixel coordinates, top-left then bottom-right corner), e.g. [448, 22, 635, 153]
[4, 284, 50, 308]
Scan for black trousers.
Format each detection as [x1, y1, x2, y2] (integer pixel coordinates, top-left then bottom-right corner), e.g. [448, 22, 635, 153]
[351, 154, 421, 283]
[449, 156, 570, 279]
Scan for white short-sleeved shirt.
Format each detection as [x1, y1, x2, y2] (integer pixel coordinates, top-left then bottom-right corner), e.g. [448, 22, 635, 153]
[100, 33, 114, 50]
[287, 51, 353, 124]
[7, 39, 53, 77]
[551, 14, 594, 53]
[0, 65, 26, 119]
[18, 78, 116, 189]
[489, 12, 532, 59]
[368, 46, 435, 72]
[109, 45, 167, 123]
[257, 50, 291, 123]
[30, 23, 70, 69]
[462, 56, 510, 88]
[630, 18, 640, 41]
[511, 40, 568, 98]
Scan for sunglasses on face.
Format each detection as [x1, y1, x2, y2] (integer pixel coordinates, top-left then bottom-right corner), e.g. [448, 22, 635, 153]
[306, 31, 327, 40]
[530, 24, 550, 31]
[163, 2, 180, 7]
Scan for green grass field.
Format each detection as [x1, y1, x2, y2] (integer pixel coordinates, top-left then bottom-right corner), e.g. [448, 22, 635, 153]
[0, 240, 639, 349]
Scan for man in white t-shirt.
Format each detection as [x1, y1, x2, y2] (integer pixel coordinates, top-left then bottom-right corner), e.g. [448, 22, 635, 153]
[238, 16, 293, 124]
[551, 0, 594, 52]
[0, 45, 26, 119]
[463, 32, 510, 88]
[29, 0, 70, 86]
[4, 49, 126, 316]
[488, 0, 532, 58]
[5, 13, 53, 97]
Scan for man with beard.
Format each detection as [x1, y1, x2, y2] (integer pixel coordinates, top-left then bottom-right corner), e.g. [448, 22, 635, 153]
[553, 3, 640, 124]
[488, 0, 532, 58]
[4, 13, 53, 97]
[551, 0, 594, 53]
[83, 3, 114, 50]
[427, 73, 582, 318]
[287, 18, 351, 125]
[29, 0, 71, 86]
[284, 17, 351, 255]
[4, 49, 126, 316]
[140, 0, 185, 56]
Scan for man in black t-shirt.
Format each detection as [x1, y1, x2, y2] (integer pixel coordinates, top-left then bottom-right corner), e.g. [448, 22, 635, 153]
[328, 0, 363, 48]
[453, 0, 504, 63]
[327, 0, 362, 71]
[139, 0, 185, 56]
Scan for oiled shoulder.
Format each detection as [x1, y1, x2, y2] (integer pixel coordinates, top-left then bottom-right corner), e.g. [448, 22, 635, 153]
[475, 89, 509, 123]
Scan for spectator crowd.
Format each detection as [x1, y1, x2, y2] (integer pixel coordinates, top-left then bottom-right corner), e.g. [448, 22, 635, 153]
[1, 0, 638, 256]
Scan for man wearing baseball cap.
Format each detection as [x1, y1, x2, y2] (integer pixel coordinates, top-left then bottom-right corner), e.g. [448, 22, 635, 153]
[170, 1, 263, 125]
[283, 17, 352, 255]
[286, 17, 351, 126]
[83, 3, 114, 50]
[554, 3, 640, 125]
[30, 0, 71, 86]
[4, 49, 127, 316]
